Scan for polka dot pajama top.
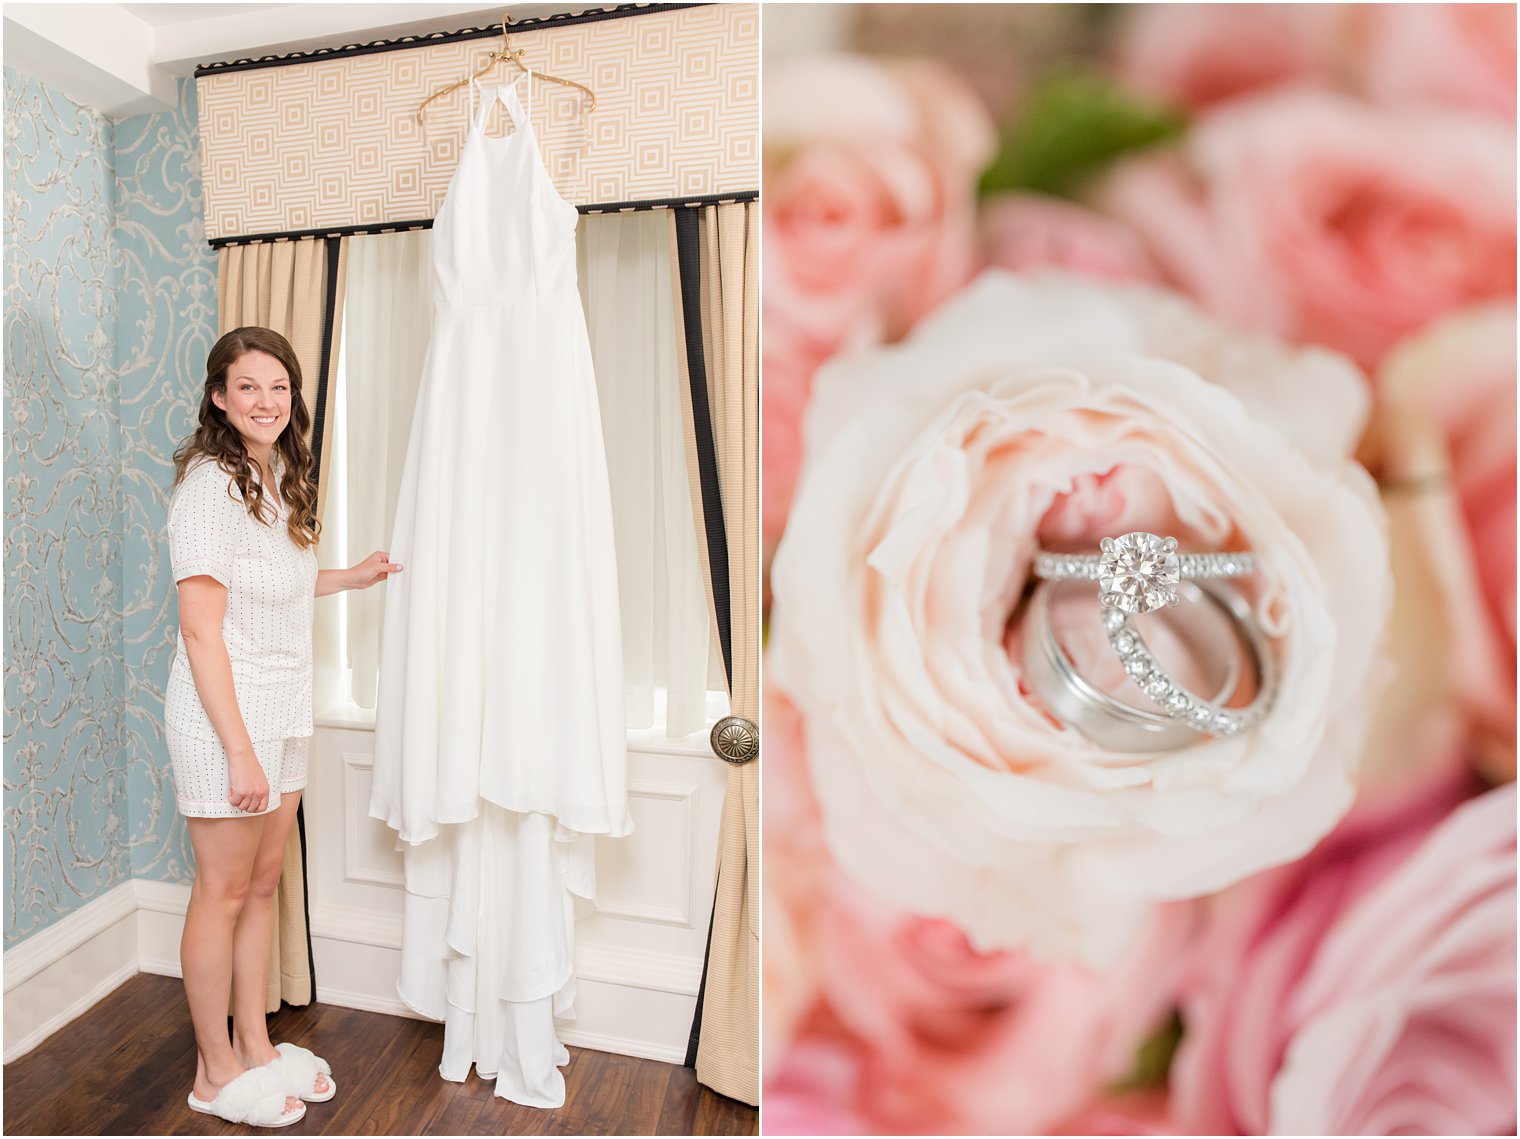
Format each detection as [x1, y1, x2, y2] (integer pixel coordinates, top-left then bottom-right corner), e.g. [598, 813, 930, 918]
[164, 457, 318, 818]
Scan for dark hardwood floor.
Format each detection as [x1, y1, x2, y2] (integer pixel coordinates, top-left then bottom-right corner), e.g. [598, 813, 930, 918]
[4, 972, 758, 1136]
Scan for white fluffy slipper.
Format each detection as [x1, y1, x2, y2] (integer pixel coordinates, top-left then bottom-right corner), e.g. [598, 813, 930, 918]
[267, 1041, 336, 1103]
[187, 1066, 306, 1127]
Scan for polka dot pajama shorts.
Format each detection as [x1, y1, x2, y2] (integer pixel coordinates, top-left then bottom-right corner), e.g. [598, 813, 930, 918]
[168, 729, 309, 818]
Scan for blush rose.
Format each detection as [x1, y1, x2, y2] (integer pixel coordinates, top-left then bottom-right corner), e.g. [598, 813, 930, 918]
[1102, 89, 1516, 369]
[762, 55, 994, 551]
[768, 270, 1387, 966]
[1169, 779, 1517, 1135]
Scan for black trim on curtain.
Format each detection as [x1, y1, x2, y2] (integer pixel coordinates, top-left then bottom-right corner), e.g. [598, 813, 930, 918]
[674, 205, 730, 1068]
[290, 233, 343, 1003]
[205, 192, 759, 249]
[309, 236, 341, 488]
[673, 207, 732, 687]
[686, 892, 718, 1068]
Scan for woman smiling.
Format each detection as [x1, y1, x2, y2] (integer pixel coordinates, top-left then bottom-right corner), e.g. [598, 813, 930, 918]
[165, 327, 401, 1127]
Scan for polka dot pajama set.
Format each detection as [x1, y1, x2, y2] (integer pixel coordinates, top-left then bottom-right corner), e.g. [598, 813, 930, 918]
[165, 458, 319, 818]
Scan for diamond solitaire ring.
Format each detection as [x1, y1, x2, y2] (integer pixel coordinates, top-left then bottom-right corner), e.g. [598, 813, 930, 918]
[1032, 531, 1272, 737]
[1033, 531, 1258, 616]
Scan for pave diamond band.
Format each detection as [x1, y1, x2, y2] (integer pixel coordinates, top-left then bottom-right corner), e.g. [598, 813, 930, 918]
[1034, 551, 1259, 582]
[1024, 580, 1249, 752]
[1033, 531, 1257, 616]
[1100, 590, 1275, 737]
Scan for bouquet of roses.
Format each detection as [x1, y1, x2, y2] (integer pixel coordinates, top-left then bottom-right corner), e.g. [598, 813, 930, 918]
[761, 6, 1516, 1134]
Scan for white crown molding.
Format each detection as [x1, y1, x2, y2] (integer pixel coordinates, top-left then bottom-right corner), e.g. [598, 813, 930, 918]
[3, 2, 578, 117]
[3, 4, 173, 115]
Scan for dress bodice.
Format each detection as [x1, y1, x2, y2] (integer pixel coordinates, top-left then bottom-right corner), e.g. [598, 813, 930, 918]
[431, 76, 580, 305]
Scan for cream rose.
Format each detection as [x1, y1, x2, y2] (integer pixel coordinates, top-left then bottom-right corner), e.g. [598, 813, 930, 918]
[768, 271, 1389, 966]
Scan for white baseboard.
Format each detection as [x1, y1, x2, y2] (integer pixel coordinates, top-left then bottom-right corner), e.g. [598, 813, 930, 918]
[5, 880, 700, 1069]
[3, 881, 141, 1063]
[560, 1027, 686, 1066]
[308, 901, 702, 1064]
[135, 879, 192, 977]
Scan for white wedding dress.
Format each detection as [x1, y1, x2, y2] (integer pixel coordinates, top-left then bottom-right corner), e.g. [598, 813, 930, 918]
[369, 74, 632, 1109]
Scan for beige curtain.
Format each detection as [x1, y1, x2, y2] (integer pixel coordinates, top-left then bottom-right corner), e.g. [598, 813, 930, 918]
[668, 202, 760, 1105]
[217, 237, 344, 1011]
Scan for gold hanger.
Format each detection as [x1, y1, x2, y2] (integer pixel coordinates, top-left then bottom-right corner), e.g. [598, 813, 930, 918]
[415, 14, 597, 125]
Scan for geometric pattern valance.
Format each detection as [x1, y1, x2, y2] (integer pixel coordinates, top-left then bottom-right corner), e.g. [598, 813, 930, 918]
[197, 3, 758, 242]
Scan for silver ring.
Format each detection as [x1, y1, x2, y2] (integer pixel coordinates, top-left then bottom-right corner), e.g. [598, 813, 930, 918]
[1100, 583, 1276, 736]
[1034, 531, 1257, 616]
[1023, 579, 1251, 752]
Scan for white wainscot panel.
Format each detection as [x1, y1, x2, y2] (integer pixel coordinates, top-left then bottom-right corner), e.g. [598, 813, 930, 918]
[596, 779, 699, 927]
[305, 722, 729, 1062]
[340, 750, 403, 888]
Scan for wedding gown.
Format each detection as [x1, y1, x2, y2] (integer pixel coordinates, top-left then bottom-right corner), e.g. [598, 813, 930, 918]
[369, 74, 632, 1109]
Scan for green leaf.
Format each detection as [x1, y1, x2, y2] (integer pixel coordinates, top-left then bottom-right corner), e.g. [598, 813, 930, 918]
[980, 71, 1186, 200]
[1110, 1007, 1185, 1092]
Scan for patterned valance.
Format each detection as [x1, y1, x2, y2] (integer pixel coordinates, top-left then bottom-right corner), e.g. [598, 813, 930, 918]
[196, 4, 758, 242]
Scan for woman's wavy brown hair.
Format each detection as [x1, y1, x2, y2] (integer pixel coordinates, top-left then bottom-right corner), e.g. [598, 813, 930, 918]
[172, 327, 321, 550]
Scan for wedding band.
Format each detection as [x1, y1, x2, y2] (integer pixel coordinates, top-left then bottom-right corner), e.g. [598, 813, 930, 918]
[1100, 584, 1276, 736]
[1023, 579, 1251, 752]
[1034, 531, 1257, 616]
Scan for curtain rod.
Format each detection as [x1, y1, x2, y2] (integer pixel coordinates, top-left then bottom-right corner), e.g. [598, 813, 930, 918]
[193, 3, 705, 77]
[206, 191, 758, 248]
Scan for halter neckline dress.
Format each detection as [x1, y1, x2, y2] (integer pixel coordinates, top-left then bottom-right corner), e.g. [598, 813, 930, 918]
[369, 73, 632, 1109]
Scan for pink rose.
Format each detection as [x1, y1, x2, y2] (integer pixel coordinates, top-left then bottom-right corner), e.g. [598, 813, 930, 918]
[980, 193, 1157, 282]
[762, 334, 830, 558]
[1354, 4, 1516, 121]
[765, 54, 994, 345]
[1102, 89, 1516, 368]
[762, 55, 995, 550]
[1116, 5, 1516, 121]
[1115, 4, 1335, 110]
[763, 1030, 875, 1136]
[1170, 779, 1517, 1135]
[769, 271, 1385, 965]
[801, 877, 1191, 1135]
[766, 620, 1194, 1136]
[1375, 303, 1518, 782]
[760, 690, 829, 1072]
[1056, 1090, 1174, 1136]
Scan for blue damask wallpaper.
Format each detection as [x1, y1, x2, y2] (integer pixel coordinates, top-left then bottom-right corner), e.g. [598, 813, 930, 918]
[115, 78, 216, 886]
[4, 67, 211, 945]
[4, 68, 129, 943]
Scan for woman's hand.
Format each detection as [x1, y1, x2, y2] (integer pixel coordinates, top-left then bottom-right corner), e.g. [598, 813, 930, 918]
[349, 550, 404, 590]
[228, 752, 270, 814]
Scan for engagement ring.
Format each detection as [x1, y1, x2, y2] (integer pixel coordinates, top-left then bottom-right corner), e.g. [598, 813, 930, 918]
[1031, 532, 1274, 739]
[1034, 531, 1257, 615]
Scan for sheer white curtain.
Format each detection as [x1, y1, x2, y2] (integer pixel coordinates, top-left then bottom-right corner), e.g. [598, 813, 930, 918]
[577, 212, 719, 737]
[335, 229, 434, 709]
[326, 216, 716, 735]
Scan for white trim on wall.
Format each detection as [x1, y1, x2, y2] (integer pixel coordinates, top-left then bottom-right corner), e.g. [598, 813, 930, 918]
[4, 876, 701, 1067]
[3, 881, 141, 1063]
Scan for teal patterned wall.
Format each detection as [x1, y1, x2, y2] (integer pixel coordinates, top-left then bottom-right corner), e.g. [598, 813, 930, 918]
[114, 78, 216, 885]
[4, 67, 211, 945]
[4, 67, 129, 944]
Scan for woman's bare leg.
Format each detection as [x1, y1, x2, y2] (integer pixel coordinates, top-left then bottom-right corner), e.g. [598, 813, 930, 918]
[182, 814, 301, 1113]
[228, 791, 329, 1096]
